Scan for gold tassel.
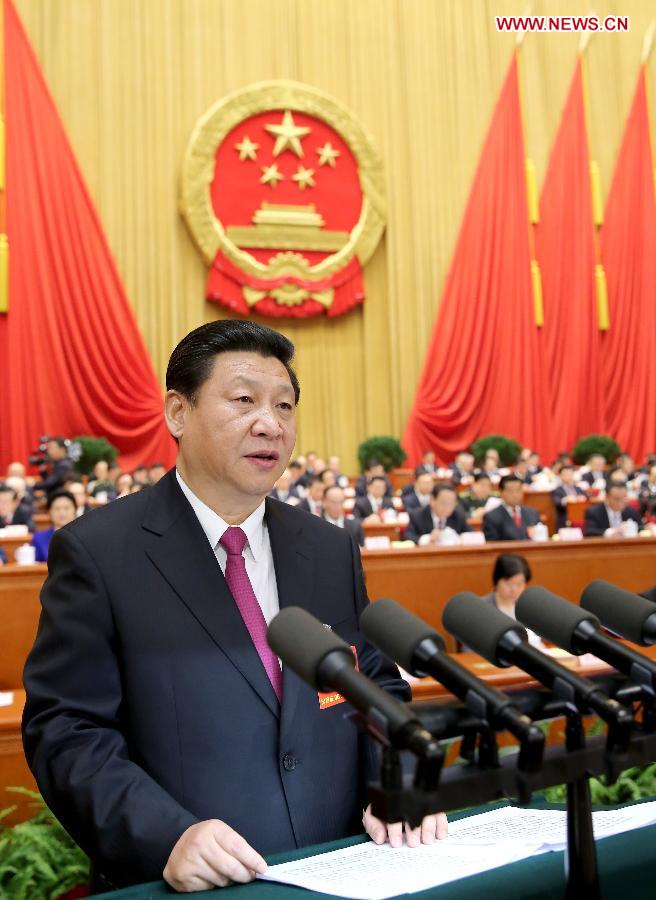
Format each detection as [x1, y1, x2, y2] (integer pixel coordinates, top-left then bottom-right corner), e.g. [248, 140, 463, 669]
[525, 159, 539, 224]
[531, 259, 543, 327]
[589, 161, 603, 226]
[0, 234, 8, 313]
[595, 263, 609, 331]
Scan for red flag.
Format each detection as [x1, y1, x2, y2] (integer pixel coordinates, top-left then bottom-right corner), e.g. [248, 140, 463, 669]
[0, 0, 175, 471]
[600, 68, 656, 461]
[535, 57, 604, 452]
[402, 56, 547, 465]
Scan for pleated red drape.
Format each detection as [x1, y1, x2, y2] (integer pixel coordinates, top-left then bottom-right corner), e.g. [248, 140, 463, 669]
[535, 58, 604, 450]
[0, 0, 175, 472]
[402, 57, 548, 466]
[600, 68, 656, 462]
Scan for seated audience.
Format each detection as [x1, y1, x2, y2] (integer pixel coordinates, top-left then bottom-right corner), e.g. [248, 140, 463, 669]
[580, 453, 607, 489]
[62, 477, 91, 517]
[512, 458, 533, 485]
[4, 476, 35, 520]
[5, 461, 27, 479]
[584, 482, 643, 537]
[0, 485, 34, 530]
[269, 469, 299, 503]
[289, 457, 309, 491]
[402, 472, 434, 511]
[31, 490, 78, 562]
[132, 466, 150, 486]
[405, 483, 471, 544]
[115, 472, 134, 498]
[448, 451, 475, 484]
[322, 486, 365, 547]
[522, 449, 543, 478]
[353, 475, 395, 520]
[319, 468, 337, 489]
[88, 460, 115, 500]
[482, 448, 502, 478]
[415, 450, 438, 476]
[473, 553, 545, 649]
[638, 464, 656, 519]
[355, 460, 393, 497]
[458, 472, 494, 520]
[483, 474, 540, 541]
[616, 452, 636, 480]
[297, 475, 325, 516]
[551, 464, 587, 529]
[148, 462, 166, 484]
[327, 455, 349, 488]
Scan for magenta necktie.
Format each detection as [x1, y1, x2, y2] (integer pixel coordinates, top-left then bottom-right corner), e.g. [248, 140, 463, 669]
[219, 526, 282, 702]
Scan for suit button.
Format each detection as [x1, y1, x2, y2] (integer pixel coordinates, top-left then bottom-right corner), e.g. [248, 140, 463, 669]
[282, 753, 297, 771]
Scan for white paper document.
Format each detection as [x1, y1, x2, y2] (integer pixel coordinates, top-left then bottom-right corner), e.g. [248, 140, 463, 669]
[0, 691, 14, 707]
[259, 802, 656, 899]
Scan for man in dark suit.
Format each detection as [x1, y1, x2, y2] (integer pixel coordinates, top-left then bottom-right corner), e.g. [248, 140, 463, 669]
[0, 486, 34, 530]
[551, 465, 587, 530]
[33, 438, 75, 495]
[483, 475, 540, 541]
[322, 486, 365, 547]
[352, 475, 396, 520]
[354, 461, 393, 498]
[268, 468, 299, 503]
[405, 484, 471, 544]
[584, 482, 643, 537]
[448, 451, 474, 485]
[401, 472, 434, 512]
[296, 475, 325, 515]
[23, 321, 444, 894]
[580, 454, 607, 489]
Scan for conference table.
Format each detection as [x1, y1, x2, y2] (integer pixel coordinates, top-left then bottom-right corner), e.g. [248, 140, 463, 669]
[95, 800, 656, 899]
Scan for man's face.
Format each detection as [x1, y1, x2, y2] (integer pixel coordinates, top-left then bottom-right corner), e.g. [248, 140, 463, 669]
[309, 480, 325, 502]
[329, 456, 340, 473]
[94, 461, 109, 480]
[561, 468, 574, 485]
[607, 488, 627, 513]
[423, 452, 436, 466]
[323, 488, 344, 519]
[369, 479, 387, 500]
[415, 474, 433, 496]
[501, 481, 523, 507]
[169, 352, 296, 503]
[0, 491, 16, 518]
[321, 470, 337, 488]
[47, 441, 66, 460]
[7, 462, 25, 478]
[590, 456, 605, 473]
[473, 477, 491, 498]
[67, 483, 87, 507]
[431, 490, 457, 519]
[133, 469, 149, 485]
[458, 453, 474, 473]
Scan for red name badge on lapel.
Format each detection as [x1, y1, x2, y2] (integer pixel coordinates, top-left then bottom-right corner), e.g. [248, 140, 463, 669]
[318, 644, 359, 709]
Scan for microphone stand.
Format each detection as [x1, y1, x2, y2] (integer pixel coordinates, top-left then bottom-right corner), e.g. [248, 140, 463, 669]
[562, 708, 600, 900]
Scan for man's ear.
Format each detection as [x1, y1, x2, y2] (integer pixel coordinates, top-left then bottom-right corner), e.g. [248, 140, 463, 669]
[164, 390, 187, 440]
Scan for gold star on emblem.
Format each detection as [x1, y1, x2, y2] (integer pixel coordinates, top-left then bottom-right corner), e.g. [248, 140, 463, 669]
[265, 110, 311, 158]
[292, 166, 315, 190]
[317, 142, 340, 167]
[260, 163, 284, 187]
[235, 136, 259, 161]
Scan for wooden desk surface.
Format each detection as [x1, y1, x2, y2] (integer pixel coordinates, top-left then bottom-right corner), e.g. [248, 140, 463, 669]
[0, 533, 33, 562]
[0, 564, 47, 687]
[362, 536, 656, 651]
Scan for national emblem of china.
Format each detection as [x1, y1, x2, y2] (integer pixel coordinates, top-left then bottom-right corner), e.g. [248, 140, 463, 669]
[180, 81, 386, 318]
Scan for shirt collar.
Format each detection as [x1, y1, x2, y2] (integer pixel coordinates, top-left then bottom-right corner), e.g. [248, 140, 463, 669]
[176, 469, 266, 559]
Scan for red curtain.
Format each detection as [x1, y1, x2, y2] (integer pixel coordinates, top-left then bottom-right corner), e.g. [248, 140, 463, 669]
[600, 68, 656, 462]
[0, 0, 175, 472]
[402, 56, 548, 466]
[535, 58, 604, 451]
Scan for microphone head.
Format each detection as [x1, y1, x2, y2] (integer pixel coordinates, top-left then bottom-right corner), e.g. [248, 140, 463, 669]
[516, 586, 600, 654]
[442, 592, 528, 666]
[267, 606, 354, 689]
[360, 598, 445, 674]
[581, 580, 656, 646]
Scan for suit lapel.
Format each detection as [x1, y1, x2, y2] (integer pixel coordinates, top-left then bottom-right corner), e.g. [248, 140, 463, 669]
[266, 498, 316, 731]
[142, 472, 280, 718]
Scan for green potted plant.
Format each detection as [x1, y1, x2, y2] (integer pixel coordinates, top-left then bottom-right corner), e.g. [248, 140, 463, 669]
[470, 434, 522, 467]
[572, 434, 621, 466]
[357, 436, 407, 473]
[72, 436, 119, 477]
[0, 788, 89, 899]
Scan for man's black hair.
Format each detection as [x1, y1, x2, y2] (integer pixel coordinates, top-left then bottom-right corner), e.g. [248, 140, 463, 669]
[473, 471, 491, 483]
[0, 485, 18, 500]
[492, 553, 532, 586]
[166, 319, 300, 405]
[431, 483, 456, 499]
[499, 474, 522, 490]
[46, 490, 77, 511]
[369, 475, 388, 486]
[606, 480, 628, 494]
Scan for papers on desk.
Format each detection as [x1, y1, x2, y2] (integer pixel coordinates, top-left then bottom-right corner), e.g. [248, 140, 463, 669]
[259, 802, 656, 899]
[0, 691, 14, 707]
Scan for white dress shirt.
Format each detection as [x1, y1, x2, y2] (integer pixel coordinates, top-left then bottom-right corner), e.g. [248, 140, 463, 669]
[176, 470, 281, 626]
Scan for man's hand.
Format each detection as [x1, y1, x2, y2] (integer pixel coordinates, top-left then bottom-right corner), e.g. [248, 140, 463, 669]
[362, 804, 448, 848]
[163, 819, 267, 892]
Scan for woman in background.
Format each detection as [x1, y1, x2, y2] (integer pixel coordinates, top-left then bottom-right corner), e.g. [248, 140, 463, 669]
[481, 552, 546, 649]
[32, 490, 78, 563]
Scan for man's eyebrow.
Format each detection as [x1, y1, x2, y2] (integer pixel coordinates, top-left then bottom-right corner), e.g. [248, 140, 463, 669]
[226, 374, 295, 396]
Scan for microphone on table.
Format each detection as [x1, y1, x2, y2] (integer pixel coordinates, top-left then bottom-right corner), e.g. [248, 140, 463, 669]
[516, 586, 656, 696]
[359, 598, 544, 771]
[580, 580, 656, 647]
[442, 592, 633, 752]
[267, 606, 437, 759]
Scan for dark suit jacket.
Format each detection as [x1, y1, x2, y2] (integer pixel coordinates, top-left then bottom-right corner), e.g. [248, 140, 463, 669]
[404, 505, 471, 543]
[268, 486, 299, 502]
[22, 470, 408, 888]
[352, 496, 395, 519]
[296, 497, 322, 515]
[354, 476, 393, 498]
[0, 504, 34, 531]
[551, 485, 588, 530]
[322, 514, 365, 548]
[581, 471, 607, 488]
[483, 505, 540, 541]
[583, 503, 642, 537]
[401, 491, 431, 512]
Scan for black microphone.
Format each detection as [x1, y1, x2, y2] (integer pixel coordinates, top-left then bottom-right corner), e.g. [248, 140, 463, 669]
[267, 606, 436, 756]
[580, 580, 656, 646]
[517, 586, 656, 695]
[360, 598, 544, 766]
[442, 593, 632, 737]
